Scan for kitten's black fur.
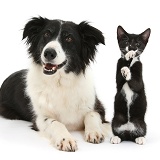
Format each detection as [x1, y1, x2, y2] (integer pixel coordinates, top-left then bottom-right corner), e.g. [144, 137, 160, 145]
[111, 26, 151, 143]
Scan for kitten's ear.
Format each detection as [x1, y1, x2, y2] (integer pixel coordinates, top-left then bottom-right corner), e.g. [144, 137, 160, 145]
[117, 26, 127, 40]
[141, 28, 151, 44]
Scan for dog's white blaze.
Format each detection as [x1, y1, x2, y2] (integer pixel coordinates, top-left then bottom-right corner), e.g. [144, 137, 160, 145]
[26, 63, 96, 131]
[41, 40, 66, 64]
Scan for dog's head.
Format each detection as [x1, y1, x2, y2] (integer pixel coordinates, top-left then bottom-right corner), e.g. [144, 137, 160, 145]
[23, 17, 105, 75]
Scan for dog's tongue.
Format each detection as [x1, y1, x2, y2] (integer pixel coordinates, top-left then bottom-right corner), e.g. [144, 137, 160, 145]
[45, 63, 57, 70]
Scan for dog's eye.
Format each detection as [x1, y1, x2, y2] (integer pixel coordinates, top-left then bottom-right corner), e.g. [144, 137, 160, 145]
[44, 31, 51, 38]
[65, 37, 73, 43]
[136, 43, 140, 47]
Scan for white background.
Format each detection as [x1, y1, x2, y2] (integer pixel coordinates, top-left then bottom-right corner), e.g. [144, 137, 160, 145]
[0, 0, 159, 159]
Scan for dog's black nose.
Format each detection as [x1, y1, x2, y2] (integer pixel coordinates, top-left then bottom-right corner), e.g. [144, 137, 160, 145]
[44, 48, 57, 61]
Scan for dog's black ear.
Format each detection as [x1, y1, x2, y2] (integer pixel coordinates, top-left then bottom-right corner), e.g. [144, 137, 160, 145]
[22, 16, 48, 46]
[78, 21, 105, 65]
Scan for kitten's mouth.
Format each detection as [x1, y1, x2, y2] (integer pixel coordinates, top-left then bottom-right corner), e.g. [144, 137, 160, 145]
[43, 60, 67, 75]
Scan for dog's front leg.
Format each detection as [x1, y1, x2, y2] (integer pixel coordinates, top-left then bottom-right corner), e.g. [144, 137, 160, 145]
[84, 111, 105, 143]
[36, 116, 77, 151]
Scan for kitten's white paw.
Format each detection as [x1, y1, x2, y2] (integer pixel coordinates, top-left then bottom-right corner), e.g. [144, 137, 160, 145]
[125, 50, 136, 61]
[135, 137, 146, 145]
[121, 66, 131, 80]
[110, 136, 121, 144]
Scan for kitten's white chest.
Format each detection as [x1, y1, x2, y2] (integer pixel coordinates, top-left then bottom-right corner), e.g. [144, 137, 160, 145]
[122, 82, 134, 107]
[122, 82, 134, 121]
[121, 57, 139, 109]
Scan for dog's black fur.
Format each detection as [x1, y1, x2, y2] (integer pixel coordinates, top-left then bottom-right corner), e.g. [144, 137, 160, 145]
[0, 17, 106, 127]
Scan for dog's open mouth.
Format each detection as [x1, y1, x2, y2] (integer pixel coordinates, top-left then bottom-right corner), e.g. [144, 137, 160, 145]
[43, 60, 67, 75]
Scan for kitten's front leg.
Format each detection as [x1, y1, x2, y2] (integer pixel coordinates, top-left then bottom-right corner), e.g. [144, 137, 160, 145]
[121, 66, 131, 81]
[125, 50, 136, 61]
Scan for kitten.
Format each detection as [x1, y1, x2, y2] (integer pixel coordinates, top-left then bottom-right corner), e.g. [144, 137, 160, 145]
[110, 26, 151, 145]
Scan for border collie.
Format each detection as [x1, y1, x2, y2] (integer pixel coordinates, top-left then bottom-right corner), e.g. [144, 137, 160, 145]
[0, 17, 110, 151]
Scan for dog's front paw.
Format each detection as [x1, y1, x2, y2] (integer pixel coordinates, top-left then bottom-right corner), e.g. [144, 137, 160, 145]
[121, 66, 131, 81]
[125, 50, 136, 61]
[85, 130, 104, 144]
[55, 136, 78, 152]
[110, 136, 121, 144]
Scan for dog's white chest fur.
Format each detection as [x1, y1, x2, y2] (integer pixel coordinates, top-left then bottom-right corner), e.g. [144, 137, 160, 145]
[26, 63, 95, 131]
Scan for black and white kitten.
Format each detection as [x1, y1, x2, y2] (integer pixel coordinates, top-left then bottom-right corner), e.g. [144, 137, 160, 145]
[110, 26, 151, 145]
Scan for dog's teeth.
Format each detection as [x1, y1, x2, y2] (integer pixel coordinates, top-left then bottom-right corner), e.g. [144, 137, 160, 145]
[45, 67, 56, 71]
[52, 67, 57, 70]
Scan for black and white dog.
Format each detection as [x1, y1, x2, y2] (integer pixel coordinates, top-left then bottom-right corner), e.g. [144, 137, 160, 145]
[0, 17, 110, 151]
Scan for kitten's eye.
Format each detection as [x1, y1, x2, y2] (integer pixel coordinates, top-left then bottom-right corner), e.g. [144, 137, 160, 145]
[136, 43, 140, 47]
[125, 41, 129, 45]
[65, 36, 73, 42]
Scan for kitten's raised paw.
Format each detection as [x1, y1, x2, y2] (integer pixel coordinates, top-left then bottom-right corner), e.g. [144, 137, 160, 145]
[110, 136, 121, 144]
[135, 137, 146, 145]
[121, 66, 131, 80]
[125, 50, 136, 61]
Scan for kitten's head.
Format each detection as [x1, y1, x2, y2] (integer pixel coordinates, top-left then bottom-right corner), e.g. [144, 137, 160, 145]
[117, 26, 151, 58]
